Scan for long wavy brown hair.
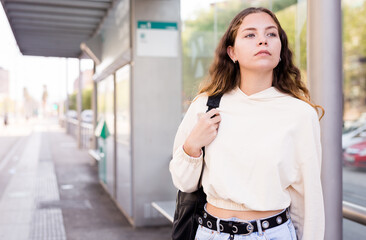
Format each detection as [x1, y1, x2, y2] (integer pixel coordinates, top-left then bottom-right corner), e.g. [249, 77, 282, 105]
[197, 7, 325, 120]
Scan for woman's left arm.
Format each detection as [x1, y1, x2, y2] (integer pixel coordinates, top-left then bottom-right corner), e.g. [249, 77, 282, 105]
[288, 107, 325, 240]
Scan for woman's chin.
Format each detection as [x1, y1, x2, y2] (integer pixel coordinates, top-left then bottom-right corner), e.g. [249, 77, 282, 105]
[243, 64, 278, 72]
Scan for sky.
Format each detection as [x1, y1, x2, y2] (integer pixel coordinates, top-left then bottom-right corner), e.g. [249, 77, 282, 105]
[181, 0, 217, 20]
[0, 3, 89, 104]
[0, 0, 216, 104]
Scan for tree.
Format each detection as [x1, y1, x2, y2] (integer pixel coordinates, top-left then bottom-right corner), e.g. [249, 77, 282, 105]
[68, 87, 92, 111]
[342, 1, 366, 118]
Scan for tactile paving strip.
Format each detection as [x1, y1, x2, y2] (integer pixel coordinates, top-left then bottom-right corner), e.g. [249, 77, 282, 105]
[28, 133, 66, 240]
[28, 209, 66, 240]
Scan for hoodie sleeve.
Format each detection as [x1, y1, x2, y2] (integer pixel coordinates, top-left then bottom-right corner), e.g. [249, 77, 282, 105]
[169, 95, 207, 193]
[288, 107, 325, 240]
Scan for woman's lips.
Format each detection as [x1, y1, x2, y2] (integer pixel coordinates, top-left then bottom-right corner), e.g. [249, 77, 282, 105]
[256, 52, 271, 56]
[255, 50, 271, 56]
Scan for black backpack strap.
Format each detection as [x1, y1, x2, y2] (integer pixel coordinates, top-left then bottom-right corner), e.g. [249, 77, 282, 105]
[203, 94, 223, 157]
[200, 93, 223, 176]
[206, 94, 223, 113]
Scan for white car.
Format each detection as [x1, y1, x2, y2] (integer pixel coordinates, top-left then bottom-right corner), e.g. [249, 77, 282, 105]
[66, 110, 77, 119]
[81, 110, 94, 123]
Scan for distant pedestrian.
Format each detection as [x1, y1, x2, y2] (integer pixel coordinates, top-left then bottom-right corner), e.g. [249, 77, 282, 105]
[3, 113, 8, 126]
[169, 7, 325, 240]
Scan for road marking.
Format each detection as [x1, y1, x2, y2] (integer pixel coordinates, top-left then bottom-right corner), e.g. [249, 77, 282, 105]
[0, 135, 28, 171]
[343, 201, 366, 212]
[61, 184, 74, 190]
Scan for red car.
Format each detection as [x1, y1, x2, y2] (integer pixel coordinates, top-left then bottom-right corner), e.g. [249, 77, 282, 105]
[343, 140, 366, 168]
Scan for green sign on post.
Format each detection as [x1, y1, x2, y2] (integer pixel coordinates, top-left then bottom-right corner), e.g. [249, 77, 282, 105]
[95, 118, 110, 184]
[95, 120, 110, 139]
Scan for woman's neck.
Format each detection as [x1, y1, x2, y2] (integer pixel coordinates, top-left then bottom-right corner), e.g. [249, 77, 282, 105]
[239, 69, 273, 96]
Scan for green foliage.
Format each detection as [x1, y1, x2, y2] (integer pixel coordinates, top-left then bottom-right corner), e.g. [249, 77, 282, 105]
[271, 0, 297, 12]
[69, 92, 77, 111]
[276, 3, 307, 71]
[68, 87, 92, 111]
[343, 2, 366, 57]
[82, 88, 92, 110]
[342, 1, 366, 114]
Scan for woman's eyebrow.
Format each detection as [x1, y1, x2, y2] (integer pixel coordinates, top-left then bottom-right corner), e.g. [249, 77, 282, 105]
[241, 26, 278, 32]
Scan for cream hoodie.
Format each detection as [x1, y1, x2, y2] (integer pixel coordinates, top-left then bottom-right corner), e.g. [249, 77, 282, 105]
[169, 86, 325, 240]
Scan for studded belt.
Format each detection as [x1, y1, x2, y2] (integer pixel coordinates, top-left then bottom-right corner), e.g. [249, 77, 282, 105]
[195, 207, 290, 236]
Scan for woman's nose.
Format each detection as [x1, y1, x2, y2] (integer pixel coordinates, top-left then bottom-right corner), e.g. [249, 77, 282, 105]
[258, 37, 268, 46]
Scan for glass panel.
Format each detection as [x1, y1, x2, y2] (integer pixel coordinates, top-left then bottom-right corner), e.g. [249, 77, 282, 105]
[97, 79, 107, 183]
[342, 0, 366, 238]
[97, 0, 130, 74]
[97, 75, 115, 195]
[115, 64, 132, 216]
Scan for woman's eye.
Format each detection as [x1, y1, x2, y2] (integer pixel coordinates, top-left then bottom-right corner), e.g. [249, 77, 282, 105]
[244, 32, 277, 38]
[268, 32, 277, 37]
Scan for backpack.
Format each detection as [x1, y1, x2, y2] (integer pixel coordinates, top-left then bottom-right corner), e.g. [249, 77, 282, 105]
[172, 94, 223, 240]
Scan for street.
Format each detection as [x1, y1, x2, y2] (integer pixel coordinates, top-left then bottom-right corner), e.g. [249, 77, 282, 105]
[342, 166, 366, 239]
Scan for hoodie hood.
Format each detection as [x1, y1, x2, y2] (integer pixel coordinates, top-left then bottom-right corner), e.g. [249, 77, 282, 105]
[233, 86, 290, 101]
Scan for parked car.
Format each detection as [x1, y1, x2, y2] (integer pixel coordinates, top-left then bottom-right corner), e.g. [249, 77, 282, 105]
[342, 123, 366, 151]
[81, 110, 93, 123]
[66, 110, 77, 119]
[343, 139, 366, 168]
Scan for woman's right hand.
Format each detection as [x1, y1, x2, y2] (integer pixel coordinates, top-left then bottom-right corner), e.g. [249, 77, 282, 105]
[183, 108, 221, 157]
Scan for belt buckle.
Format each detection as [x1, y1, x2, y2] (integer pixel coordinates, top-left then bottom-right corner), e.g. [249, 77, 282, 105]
[234, 221, 254, 236]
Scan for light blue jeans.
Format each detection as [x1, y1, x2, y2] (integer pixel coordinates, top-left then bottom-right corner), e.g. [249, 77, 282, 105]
[194, 204, 297, 240]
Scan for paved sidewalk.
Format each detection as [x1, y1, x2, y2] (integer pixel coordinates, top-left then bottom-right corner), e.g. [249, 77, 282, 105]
[0, 118, 33, 161]
[0, 120, 31, 197]
[0, 125, 48, 240]
[0, 120, 171, 240]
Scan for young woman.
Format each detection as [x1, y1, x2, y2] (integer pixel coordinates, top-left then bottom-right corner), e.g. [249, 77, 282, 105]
[169, 7, 325, 240]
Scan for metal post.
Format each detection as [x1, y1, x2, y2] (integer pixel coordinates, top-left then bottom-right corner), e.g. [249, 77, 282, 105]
[113, 72, 117, 199]
[65, 58, 69, 133]
[77, 59, 83, 149]
[268, 0, 272, 10]
[308, 1, 343, 239]
[295, 0, 306, 68]
[92, 61, 98, 150]
[213, 3, 217, 48]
